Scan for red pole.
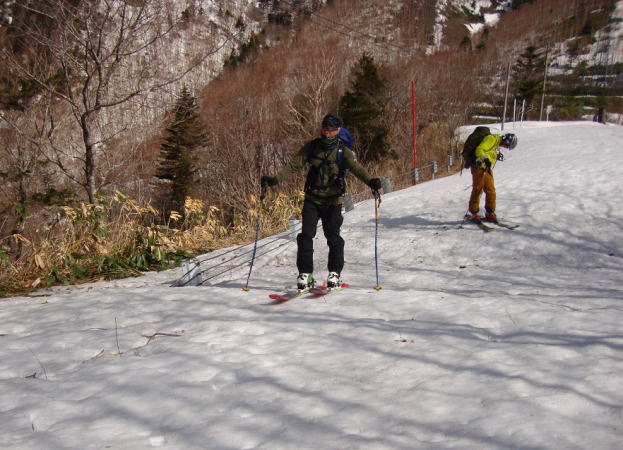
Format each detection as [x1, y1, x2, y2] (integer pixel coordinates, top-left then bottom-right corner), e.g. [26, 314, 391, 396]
[411, 80, 418, 185]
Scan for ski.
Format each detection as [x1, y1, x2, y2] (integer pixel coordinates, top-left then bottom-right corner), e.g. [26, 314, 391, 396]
[461, 218, 494, 232]
[308, 283, 350, 296]
[267, 282, 350, 304]
[484, 220, 519, 230]
[267, 288, 310, 304]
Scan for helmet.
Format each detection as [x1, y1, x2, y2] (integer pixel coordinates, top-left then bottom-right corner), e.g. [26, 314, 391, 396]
[501, 133, 517, 150]
[321, 114, 342, 131]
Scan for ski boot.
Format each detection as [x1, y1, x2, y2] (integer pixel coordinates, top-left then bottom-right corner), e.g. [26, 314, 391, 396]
[464, 211, 482, 222]
[484, 210, 498, 223]
[297, 273, 315, 291]
[327, 272, 342, 289]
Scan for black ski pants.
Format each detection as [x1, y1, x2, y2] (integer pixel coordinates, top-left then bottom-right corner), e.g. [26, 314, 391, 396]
[296, 199, 344, 275]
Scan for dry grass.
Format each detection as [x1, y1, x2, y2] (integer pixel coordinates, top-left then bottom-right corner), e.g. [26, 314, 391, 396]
[0, 191, 304, 297]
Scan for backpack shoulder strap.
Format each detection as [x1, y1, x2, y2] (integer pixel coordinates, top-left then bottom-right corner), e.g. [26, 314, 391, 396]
[336, 141, 347, 196]
[307, 138, 323, 163]
[337, 145, 345, 175]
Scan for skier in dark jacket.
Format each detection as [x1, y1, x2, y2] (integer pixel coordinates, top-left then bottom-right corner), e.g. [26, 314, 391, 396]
[261, 114, 382, 290]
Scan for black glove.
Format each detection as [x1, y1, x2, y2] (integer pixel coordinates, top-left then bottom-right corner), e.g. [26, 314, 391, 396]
[476, 158, 489, 169]
[496, 152, 504, 161]
[368, 178, 382, 191]
[261, 176, 278, 188]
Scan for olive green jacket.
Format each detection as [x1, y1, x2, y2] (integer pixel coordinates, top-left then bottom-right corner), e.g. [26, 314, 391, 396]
[276, 138, 373, 205]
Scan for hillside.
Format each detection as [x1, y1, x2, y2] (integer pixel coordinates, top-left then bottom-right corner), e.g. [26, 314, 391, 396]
[0, 0, 622, 295]
[1, 121, 622, 449]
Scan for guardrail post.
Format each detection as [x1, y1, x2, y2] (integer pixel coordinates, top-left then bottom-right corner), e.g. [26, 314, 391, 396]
[381, 177, 392, 194]
[343, 194, 355, 212]
[411, 167, 420, 184]
[289, 217, 300, 240]
[180, 258, 201, 286]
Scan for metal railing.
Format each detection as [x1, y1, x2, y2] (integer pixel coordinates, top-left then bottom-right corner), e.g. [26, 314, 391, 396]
[174, 155, 460, 287]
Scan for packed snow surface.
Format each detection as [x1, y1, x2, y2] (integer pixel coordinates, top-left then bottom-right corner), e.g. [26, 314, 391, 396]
[1, 121, 622, 449]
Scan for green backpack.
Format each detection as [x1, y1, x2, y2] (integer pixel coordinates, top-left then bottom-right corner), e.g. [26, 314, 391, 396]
[461, 126, 490, 169]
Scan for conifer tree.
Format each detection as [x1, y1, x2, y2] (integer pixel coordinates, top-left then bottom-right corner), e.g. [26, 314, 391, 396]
[512, 45, 546, 118]
[339, 53, 391, 163]
[155, 86, 207, 220]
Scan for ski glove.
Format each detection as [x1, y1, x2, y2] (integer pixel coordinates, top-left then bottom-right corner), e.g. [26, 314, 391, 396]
[261, 176, 278, 187]
[368, 178, 382, 191]
[475, 158, 490, 169]
[496, 152, 504, 161]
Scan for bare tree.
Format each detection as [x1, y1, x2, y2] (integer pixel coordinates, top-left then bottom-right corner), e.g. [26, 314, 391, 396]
[284, 51, 341, 136]
[2, 0, 235, 203]
[0, 92, 61, 258]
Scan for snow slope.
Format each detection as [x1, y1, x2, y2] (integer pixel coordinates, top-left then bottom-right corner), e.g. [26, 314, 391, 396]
[1, 121, 622, 449]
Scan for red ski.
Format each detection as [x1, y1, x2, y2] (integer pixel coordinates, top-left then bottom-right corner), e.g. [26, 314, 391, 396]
[309, 283, 350, 296]
[267, 289, 308, 305]
[267, 283, 349, 304]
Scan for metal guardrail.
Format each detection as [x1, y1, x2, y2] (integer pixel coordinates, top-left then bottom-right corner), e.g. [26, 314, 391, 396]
[174, 156, 459, 287]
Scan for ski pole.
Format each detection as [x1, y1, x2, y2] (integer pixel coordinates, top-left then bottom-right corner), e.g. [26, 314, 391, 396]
[242, 184, 265, 291]
[373, 190, 382, 291]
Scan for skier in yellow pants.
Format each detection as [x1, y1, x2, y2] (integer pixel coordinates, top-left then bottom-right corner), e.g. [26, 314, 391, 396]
[465, 132, 517, 222]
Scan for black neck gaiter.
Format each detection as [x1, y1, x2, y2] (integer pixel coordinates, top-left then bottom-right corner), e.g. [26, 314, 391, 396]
[320, 135, 339, 151]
